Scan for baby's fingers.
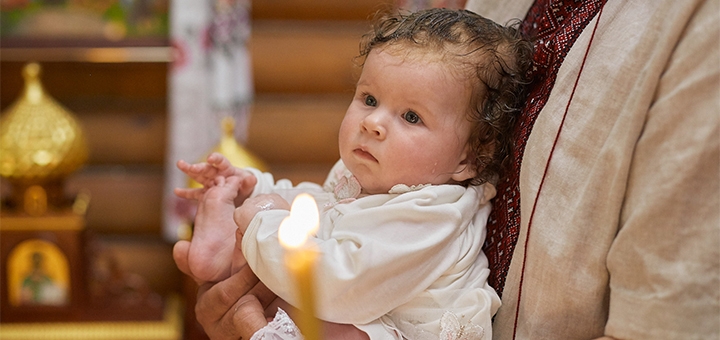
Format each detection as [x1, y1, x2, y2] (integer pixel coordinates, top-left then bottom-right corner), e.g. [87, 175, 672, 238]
[177, 159, 220, 184]
[207, 153, 235, 175]
[176, 159, 202, 175]
[174, 187, 206, 201]
[224, 175, 246, 189]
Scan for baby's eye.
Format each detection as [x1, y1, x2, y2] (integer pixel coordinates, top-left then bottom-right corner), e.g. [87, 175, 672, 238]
[403, 111, 421, 124]
[364, 95, 377, 107]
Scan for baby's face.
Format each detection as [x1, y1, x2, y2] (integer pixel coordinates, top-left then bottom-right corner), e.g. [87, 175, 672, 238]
[338, 47, 477, 194]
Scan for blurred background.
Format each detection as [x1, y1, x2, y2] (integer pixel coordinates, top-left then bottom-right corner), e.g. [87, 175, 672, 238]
[0, 0, 465, 338]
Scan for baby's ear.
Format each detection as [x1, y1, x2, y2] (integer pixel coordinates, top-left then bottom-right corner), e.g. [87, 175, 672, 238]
[451, 145, 478, 182]
[451, 163, 477, 183]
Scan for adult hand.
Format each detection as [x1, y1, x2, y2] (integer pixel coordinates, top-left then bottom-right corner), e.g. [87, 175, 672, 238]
[195, 265, 277, 340]
[173, 240, 277, 339]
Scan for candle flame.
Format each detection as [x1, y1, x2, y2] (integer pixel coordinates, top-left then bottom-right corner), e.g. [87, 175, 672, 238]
[279, 193, 319, 249]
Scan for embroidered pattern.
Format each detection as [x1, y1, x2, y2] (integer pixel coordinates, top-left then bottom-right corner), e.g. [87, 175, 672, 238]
[325, 166, 431, 209]
[482, 0, 608, 296]
[334, 174, 362, 202]
[439, 311, 485, 340]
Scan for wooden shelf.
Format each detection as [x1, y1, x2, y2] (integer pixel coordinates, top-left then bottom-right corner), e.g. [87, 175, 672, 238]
[253, 0, 394, 21]
[0, 47, 172, 63]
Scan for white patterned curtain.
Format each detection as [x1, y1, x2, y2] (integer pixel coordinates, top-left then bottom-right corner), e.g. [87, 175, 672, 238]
[163, 0, 253, 240]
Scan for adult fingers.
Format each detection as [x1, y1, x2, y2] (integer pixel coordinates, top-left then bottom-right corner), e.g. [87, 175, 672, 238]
[230, 232, 276, 313]
[196, 264, 275, 340]
[195, 264, 261, 329]
[247, 280, 277, 312]
[231, 294, 270, 340]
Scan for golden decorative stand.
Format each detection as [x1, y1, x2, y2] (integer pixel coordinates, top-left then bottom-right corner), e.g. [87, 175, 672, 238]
[0, 295, 183, 340]
[0, 63, 181, 338]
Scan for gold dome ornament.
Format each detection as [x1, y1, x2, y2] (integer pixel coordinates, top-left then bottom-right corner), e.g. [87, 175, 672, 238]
[187, 116, 268, 189]
[0, 63, 89, 213]
[214, 116, 267, 172]
[178, 116, 268, 240]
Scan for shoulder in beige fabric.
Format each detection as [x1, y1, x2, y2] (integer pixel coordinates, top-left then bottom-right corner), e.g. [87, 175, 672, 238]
[465, 0, 720, 339]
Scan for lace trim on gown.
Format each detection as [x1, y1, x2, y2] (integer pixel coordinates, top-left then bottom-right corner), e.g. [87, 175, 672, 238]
[250, 309, 485, 340]
[438, 311, 485, 340]
[250, 308, 304, 340]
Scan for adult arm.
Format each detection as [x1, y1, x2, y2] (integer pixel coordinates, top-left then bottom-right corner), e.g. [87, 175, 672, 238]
[604, 0, 720, 338]
[468, 0, 719, 337]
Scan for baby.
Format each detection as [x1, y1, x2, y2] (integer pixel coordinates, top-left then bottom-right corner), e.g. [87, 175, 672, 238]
[174, 8, 531, 340]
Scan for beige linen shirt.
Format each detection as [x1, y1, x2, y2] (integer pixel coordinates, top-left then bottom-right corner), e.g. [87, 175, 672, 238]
[465, 0, 720, 339]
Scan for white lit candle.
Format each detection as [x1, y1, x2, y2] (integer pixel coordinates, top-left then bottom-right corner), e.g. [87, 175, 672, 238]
[278, 193, 322, 340]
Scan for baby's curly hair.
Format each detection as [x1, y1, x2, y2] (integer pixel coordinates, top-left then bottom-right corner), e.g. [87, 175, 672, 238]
[358, 8, 532, 185]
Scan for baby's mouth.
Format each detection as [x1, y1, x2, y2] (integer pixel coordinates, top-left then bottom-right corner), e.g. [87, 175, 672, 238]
[354, 148, 378, 162]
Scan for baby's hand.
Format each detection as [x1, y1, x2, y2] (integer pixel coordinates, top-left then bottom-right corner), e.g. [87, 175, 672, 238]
[234, 194, 290, 237]
[175, 152, 257, 205]
[177, 152, 238, 186]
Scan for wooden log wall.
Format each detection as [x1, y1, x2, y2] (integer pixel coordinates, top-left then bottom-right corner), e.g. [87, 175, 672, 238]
[0, 0, 393, 306]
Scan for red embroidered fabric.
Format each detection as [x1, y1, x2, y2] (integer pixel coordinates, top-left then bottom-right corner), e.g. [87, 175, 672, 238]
[483, 0, 607, 296]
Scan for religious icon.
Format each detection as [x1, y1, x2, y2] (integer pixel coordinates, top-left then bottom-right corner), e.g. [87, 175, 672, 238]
[7, 239, 70, 307]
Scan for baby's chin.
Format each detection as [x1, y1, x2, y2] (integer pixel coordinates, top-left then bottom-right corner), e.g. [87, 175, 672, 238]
[343, 161, 426, 194]
[352, 176, 392, 195]
[357, 181, 389, 195]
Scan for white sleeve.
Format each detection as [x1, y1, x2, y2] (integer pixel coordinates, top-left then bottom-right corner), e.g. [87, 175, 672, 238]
[245, 167, 325, 204]
[243, 185, 485, 325]
[245, 159, 345, 203]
